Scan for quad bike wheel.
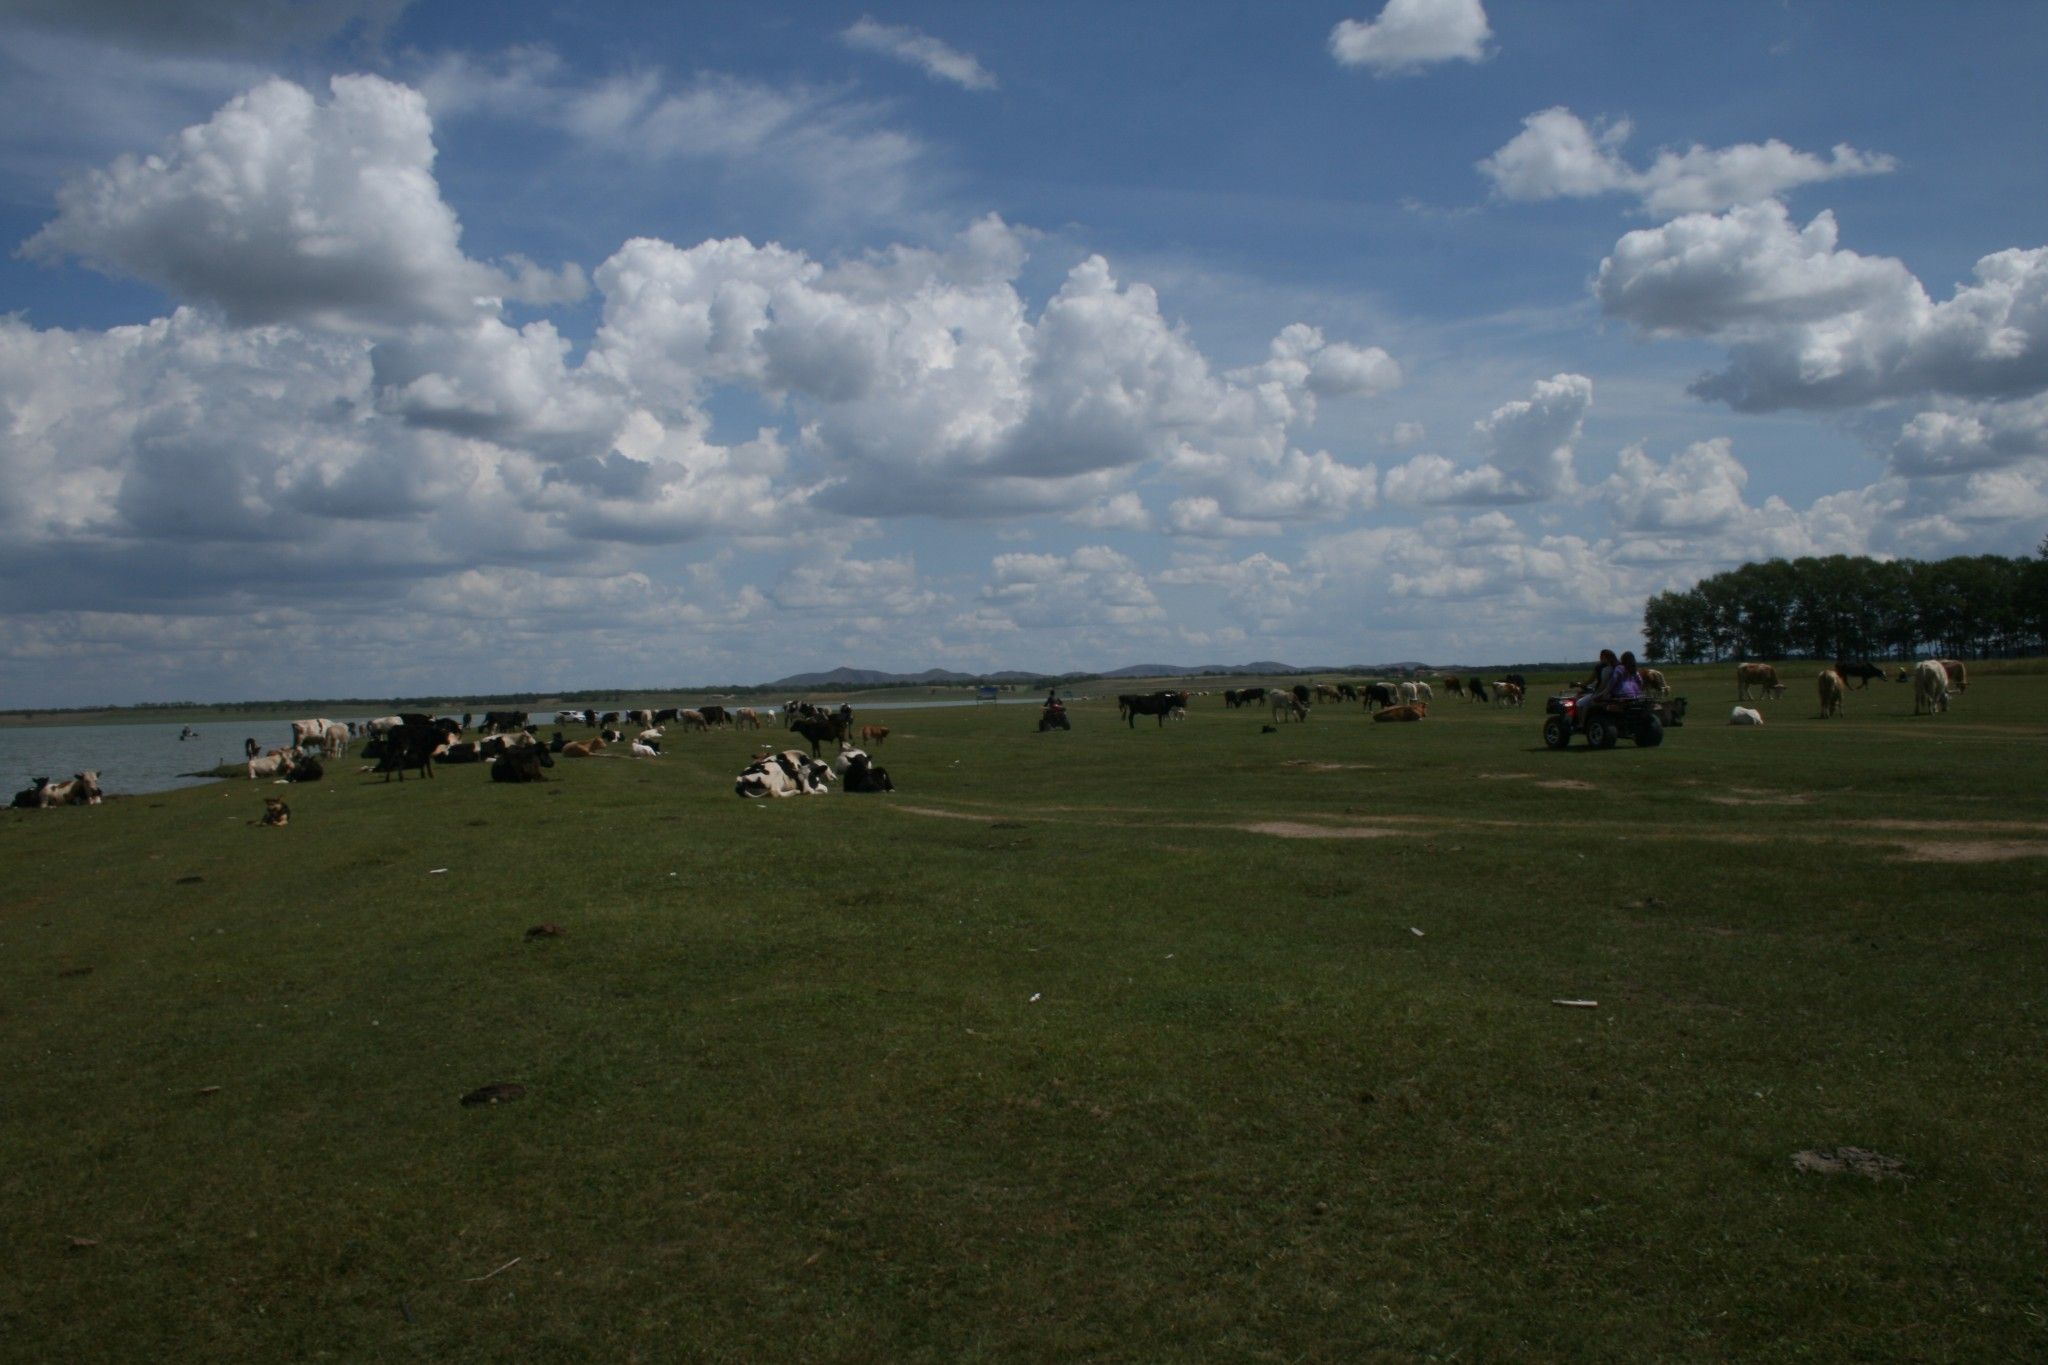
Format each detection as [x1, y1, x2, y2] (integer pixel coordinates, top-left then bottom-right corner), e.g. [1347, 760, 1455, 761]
[1634, 715, 1664, 748]
[1542, 715, 1571, 749]
[1586, 716, 1619, 750]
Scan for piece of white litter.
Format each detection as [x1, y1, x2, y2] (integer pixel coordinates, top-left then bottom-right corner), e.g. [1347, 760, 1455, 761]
[1551, 999, 1599, 1008]
[1410, 927, 1425, 937]
[428, 868, 448, 875]
[1028, 993, 1042, 1003]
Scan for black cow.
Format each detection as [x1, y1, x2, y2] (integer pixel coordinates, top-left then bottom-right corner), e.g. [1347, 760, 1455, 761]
[1337, 683, 1359, 701]
[699, 705, 731, 728]
[653, 708, 680, 725]
[790, 714, 846, 756]
[287, 756, 325, 783]
[1224, 687, 1267, 708]
[1836, 659, 1887, 689]
[491, 746, 555, 783]
[438, 742, 483, 764]
[481, 710, 527, 735]
[10, 778, 51, 809]
[1119, 691, 1189, 727]
[1468, 678, 1491, 703]
[1363, 682, 1399, 711]
[842, 753, 894, 793]
[1501, 673, 1527, 693]
[373, 717, 439, 782]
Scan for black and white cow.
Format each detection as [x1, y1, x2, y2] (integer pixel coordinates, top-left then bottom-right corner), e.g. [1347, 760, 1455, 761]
[834, 747, 895, 793]
[491, 746, 556, 783]
[735, 750, 835, 798]
[1119, 691, 1190, 728]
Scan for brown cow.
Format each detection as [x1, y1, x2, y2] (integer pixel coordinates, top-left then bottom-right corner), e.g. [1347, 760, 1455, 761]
[858, 725, 891, 746]
[1735, 662, 1785, 702]
[1372, 703, 1428, 723]
[560, 738, 607, 757]
[1936, 658, 1969, 692]
[1817, 669, 1845, 719]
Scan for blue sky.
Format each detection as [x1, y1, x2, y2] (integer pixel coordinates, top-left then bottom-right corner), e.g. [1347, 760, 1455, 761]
[3, 1, 2045, 705]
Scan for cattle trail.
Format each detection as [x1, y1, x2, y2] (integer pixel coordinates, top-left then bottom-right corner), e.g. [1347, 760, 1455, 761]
[1892, 841, 2048, 863]
[1239, 821, 1404, 840]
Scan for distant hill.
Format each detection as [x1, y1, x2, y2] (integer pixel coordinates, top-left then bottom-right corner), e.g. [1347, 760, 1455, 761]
[766, 665, 1046, 689]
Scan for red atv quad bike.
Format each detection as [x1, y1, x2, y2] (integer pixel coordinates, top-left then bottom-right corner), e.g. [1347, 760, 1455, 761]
[1542, 692, 1666, 750]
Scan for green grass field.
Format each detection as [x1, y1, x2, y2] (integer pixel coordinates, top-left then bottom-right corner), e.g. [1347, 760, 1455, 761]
[5, 663, 2045, 1361]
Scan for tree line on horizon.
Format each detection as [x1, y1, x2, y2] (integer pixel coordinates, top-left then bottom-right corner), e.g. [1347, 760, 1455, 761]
[1642, 544, 2048, 664]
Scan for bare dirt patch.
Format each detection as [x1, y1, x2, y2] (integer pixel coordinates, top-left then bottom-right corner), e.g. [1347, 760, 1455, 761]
[1280, 760, 1377, 771]
[1534, 779, 1595, 791]
[1475, 772, 1532, 780]
[1893, 841, 2048, 863]
[1704, 792, 1815, 806]
[891, 805, 1003, 823]
[1240, 821, 1404, 840]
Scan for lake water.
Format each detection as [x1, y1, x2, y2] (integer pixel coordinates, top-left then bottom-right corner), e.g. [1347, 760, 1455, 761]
[0, 698, 1052, 798]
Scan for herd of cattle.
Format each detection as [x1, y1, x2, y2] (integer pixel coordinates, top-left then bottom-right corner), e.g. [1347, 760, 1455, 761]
[7, 657, 1986, 809]
[182, 701, 898, 799]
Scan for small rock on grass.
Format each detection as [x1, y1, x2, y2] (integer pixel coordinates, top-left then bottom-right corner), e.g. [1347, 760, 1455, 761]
[460, 1082, 526, 1107]
[1792, 1147, 1908, 1181]
[524, 923, 566, 940]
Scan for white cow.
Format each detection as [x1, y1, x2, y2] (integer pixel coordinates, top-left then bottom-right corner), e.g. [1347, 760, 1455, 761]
[1728, 706, 1764, 726]
[248, 751, 298, 779]
[1399, 682, 1419, 704]
[1914, 660, 1950, 715]
[320, 722, 349, 758]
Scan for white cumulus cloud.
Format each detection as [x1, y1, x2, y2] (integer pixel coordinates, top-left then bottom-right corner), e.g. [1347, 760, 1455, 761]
[1330, 0, 1491, 75]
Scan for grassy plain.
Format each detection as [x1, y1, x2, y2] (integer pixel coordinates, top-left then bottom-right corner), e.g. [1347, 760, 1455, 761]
[4, 662, 2046, 1361]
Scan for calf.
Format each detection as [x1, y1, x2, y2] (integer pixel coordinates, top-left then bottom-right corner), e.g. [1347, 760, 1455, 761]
[1363, 682, 1399, 711]
[858, 724, 891, 746]
[841, 751, 894, 793]
[1495, 682, 1524, 707]
[1372, 703, 1428, 723]
[734, 707, 763, 730]
[10, 778, 51, 808]
[1271, 691, 1308, 722]
[1817, 669, 1846, 719]
[560, 738, 607, 758]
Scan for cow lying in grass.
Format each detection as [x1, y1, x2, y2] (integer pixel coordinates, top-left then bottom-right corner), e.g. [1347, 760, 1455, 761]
[834, 747, 895, 793]
[248, 751, 297, 780]
[12, 772, 105, 807]
[735, 750, 835, 798]
[490, 746, 555, 783]
[1372, 703, 1428, 723]
[1729, 706, 1764, 725]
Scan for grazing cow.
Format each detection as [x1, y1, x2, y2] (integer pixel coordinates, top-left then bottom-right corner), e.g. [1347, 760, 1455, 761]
[1735, 663, 1785, 702]
[839, 750, 894, 793]
[319, 722, 349, 758]
[1495, 682, 1524, 707]
[1314, 683, 1343, 703]
[290, 718, 334, 751]
[858, 725, 891, 746]
[247, 751, 297, 780]
[481, 711, 528, 735]
[1338, 683, 1360, 702]
[1817, 669, 1846, 719]
[1225, 686, 1266, 709]
[625, 709, 654, 729]
[1639, 668, 1670, 699]
[678, 710, 708, 732]
[1501, 673, 1528, 694]
[1271, 690, 1308, 722]
[1729, 706, 1765, 726]
[1914, 660, 1950, 715]
[791, 713, 847, 756]
[1467, 679, 1491, 704]
[1363, 682, 1399, 711]
[1399, 682, 1419, 705]
[491, 746, 555, 783]
[1413, 681, 1433, 703]
[560, 738, 606, 758]
[1119, 691, 1191, 728]
[1937, 659, 1969, 692]
[734, 707, 763, 730]
[1372, 703, 1428, 723]
[600, 712, 621, 727]
[1835, 660, 1886, 690]
[699, 705, 732, 728]
[734, 749, 835, 798]
[1443, 676, 1464, 698]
